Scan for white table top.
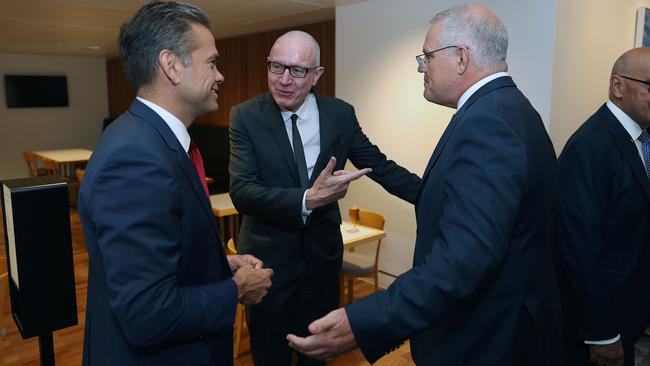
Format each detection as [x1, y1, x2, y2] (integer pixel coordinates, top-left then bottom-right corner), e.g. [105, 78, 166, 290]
[210, 193, 237, 217]
[341, 221, 386, 248]
[32, 148, 93, 163]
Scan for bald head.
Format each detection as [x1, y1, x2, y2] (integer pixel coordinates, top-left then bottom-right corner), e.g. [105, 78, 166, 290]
[609, 47, 650, 129]
[612, 47, 650, 78]
[270, 30, 320, 67]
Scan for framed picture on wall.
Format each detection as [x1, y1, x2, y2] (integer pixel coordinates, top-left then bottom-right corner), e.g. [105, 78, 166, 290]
[635, 7, 650, 47]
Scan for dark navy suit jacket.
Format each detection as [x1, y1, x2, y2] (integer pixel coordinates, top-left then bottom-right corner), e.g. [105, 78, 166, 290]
[79, 100, 237, 366]
[229, 92, 421, 283]
[558, 104, 650, 351]
[346, 76, 562, 365]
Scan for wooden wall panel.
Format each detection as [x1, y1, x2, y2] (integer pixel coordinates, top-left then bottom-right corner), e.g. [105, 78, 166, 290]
[106, 20, 335, 127]
[106, 58, 135, 118]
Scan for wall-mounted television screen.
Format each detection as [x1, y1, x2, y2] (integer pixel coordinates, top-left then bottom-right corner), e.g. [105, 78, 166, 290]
[4, 75, 69, 108]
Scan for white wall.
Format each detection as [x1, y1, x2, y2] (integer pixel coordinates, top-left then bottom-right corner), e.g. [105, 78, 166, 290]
[335, 0, 557, 287]
[0, 53, 108, 180]
[549, 0, 650, 154]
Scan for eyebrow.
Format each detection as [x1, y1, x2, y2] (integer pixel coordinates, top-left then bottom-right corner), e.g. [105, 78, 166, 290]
[207, 52, 219, 63]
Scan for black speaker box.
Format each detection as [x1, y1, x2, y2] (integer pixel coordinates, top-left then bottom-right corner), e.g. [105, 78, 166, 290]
[1, 176, 77, 339]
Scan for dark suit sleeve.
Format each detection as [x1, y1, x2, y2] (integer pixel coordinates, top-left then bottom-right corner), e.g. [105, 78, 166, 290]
[229, 106, 305, 228]
[346, 114, 527, 362]
[558, 138, 617, 341]
[84, 144, 237, 348]
[347, 108, 422, 204]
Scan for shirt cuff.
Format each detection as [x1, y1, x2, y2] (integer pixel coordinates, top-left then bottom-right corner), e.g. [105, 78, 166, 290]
[301, 190, 312, 223]
[584, 334, 620, 345]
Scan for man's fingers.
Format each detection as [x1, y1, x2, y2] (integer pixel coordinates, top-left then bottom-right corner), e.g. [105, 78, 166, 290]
[287, 334, 329, 360]
[333, 168, 372, 184]
[313, 157, 337, 186]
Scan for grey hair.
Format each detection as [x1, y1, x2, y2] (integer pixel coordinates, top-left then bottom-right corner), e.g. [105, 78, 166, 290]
[118, 1, 210, 90]
[430, 4, 508, 71]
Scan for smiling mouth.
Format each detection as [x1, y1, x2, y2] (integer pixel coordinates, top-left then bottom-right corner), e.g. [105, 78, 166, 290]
[276, 89, 294, 97]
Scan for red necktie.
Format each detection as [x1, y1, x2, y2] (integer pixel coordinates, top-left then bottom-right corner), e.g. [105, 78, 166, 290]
[188, 141, 210, 200]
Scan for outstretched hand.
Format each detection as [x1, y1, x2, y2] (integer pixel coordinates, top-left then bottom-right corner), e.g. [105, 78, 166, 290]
[286, 308, 357, 360]
[305, 157, 372, 210]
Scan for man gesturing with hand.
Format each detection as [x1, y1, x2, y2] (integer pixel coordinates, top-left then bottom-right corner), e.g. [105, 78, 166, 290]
[229, 30, 420, 366]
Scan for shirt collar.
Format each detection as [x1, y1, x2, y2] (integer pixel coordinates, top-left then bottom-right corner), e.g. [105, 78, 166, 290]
[457, 72, 510, 110]
[137, 96, 191, 153]
[281, 93, 316, 122]
[606, 100, 643, 141]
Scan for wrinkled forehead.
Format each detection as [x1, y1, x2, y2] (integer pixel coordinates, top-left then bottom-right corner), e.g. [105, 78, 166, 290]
[269, 38, 316, 66]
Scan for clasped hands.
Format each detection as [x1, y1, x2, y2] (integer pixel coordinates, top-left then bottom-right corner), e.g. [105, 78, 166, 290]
[305, 157, 372, 210]
[228, 254, 273, 305]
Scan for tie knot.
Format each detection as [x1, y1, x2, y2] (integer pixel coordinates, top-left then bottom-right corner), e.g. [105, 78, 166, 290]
[640, 131, 650, 144]
[291, 114, 299, 126]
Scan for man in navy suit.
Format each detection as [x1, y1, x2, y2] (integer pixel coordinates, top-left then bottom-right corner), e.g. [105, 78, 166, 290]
[559, 47, 650, 366]
[78, 2, 272, 365]
[288, 5, 562, 365]
[229, 31, 421, 366]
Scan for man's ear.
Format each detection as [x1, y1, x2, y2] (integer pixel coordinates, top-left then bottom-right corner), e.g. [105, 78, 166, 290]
[610, 75, 624, 99]
[456, 46, 469, 75]
[312, 66, 325, 87]
[159, 49, 181, 85]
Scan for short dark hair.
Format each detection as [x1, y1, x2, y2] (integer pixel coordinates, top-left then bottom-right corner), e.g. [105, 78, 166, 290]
[118, 1, 210, 90]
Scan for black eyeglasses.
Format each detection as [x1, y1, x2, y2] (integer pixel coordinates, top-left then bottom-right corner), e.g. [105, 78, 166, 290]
[415, 45, 459, 68]
[267, 61, 318, 78]
[617, 74, 650, 93]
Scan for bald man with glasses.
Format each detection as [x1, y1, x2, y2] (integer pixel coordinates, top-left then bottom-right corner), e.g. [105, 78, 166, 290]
[559, 47, 650, 366]
[228, 30, 421, 366]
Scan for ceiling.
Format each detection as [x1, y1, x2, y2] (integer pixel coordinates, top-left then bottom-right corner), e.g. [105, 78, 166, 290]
[0, 0, 365, 58]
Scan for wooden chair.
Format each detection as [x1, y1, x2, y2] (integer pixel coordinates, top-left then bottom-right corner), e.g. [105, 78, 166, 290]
[42, 158, 60, 176]
[44, 160, 80, 205]
[75, 168, 85, 186]
[23, 151, 48, 177]
[340, 209, 385, 305]
[225, 238, 244, 359]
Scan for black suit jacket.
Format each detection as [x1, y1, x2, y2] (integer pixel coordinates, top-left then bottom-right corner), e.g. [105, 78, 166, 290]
[79, 100, 237, 366]
[229, 92, 421, 283]
[346, 76, 562, 365]
[558, 103, 650, 346]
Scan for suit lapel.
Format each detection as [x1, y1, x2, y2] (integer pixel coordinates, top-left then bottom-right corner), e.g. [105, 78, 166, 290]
[261, 94, 302, 186]
[129, 100, 218, 231]
[416, 76, 517, 207]
[603, 106, 650, 204]
[311, 93, 332, 185]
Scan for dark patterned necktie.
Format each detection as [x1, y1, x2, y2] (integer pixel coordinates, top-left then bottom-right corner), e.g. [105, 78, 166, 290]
[639, 131, 650, 179]
[188, 141, 210, 199]
[291, 114, 309, 188]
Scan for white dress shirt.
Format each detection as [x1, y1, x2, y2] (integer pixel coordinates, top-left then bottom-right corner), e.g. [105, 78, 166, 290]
[457, 72, 510, 110]
[279, 93, 321, 219]
[137, 97, 191, 154]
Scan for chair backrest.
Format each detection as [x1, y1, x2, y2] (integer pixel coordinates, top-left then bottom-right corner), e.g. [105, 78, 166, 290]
[75, 168, 85, 185]
[23, 151, 45, 177]
[42, 159, 60, 176]
[350, 208, 385, 266]
[226, 238, 237, 255]
[357, 209, 385, 230]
